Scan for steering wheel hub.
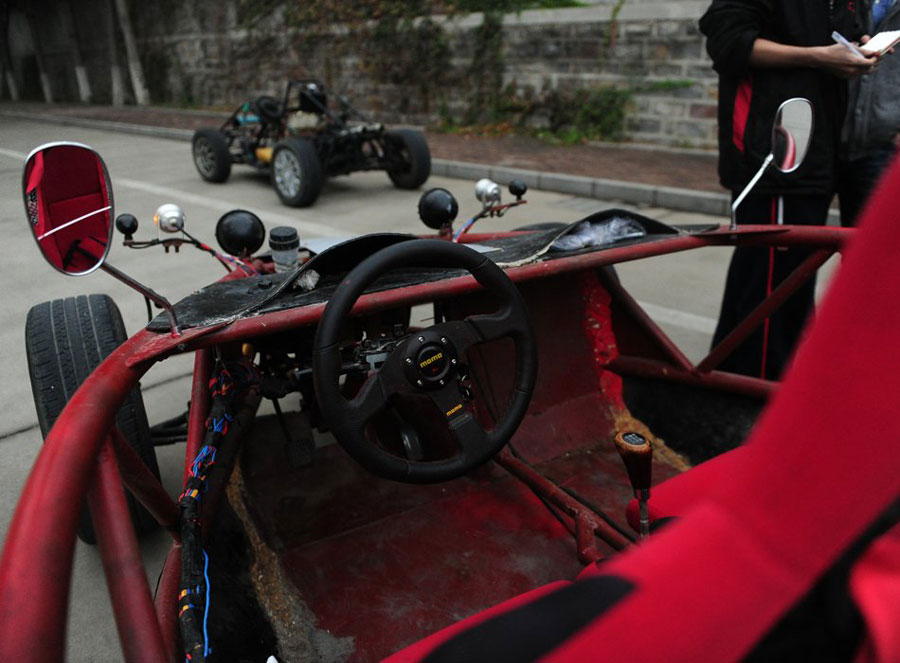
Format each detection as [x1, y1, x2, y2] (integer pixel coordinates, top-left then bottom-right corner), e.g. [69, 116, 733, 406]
[406, 332, 457, 388]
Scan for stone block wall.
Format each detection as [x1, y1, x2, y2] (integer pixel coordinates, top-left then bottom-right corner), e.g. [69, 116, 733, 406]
[4, 1, 721, 150]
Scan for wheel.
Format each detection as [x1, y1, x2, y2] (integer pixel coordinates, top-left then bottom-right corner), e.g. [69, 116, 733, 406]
[25, 294, 161, 544]
[313, 239, 537, 483]
[192, 128, 232, 183]
[253, 95, 284, 125]
[271, 137, 324, 207]
[385, 129, 431, 190]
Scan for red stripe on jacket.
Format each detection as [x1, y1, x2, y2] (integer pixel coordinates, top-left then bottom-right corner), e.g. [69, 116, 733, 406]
[732, 76, 753, 153]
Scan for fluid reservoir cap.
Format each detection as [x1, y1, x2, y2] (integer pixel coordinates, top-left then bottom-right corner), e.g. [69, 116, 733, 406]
[216, 209, 266, 256]
[269, 226, 300, 251]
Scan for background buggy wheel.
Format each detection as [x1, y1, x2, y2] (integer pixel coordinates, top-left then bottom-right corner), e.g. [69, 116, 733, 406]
[25, 294, 160, 544]
[192, 128, 232, 183]
[271, 137, 324, 207]
[253, 95, 284, 125]
[386, 129, 431, 190]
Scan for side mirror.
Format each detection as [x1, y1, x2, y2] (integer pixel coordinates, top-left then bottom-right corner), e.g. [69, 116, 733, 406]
[731, 98, 813, 229]
[771, 98, 813, 174]
[23, 142, 114, 275]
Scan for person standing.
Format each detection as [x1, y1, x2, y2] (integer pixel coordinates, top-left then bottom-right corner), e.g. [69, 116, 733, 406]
[700, 0, 877, 380]
[839, 0, 900, 225]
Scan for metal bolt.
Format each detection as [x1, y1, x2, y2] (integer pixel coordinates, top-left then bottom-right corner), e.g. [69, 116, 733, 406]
[405, 358, 413, 365]
[450, 358, 457, 365]
[441, 337, 448, 344]
[439, 379, 445, 386]
[416, 379, 423, 387]
[417, 336, 425, 343]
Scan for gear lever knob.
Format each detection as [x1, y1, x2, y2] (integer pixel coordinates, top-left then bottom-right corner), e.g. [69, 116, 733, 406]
[614, 430, 653, 539]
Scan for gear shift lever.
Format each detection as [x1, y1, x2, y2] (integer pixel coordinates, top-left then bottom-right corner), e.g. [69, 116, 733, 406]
[614, 431, 653, 539]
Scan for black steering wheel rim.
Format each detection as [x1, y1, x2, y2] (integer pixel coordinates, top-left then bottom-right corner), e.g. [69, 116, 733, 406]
[312, 239, 537, 483]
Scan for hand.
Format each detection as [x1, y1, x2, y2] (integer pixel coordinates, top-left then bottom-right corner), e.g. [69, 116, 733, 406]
[816, 43, 879, 78]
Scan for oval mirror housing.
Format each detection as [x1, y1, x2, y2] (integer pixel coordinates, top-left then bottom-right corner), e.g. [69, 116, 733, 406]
[23, 142, 114, 276]
[771, 98, 813, 174]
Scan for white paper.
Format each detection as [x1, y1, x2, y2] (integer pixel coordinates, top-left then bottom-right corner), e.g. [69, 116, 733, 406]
[861, 30, 900, 55]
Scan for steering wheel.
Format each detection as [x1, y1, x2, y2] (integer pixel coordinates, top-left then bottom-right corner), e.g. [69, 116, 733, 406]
[312, 239, 537, 483]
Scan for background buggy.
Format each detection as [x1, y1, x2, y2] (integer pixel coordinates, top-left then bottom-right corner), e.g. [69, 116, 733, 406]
[192, 79, 431, 207]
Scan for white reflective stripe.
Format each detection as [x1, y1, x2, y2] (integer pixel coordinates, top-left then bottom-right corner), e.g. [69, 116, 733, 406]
[36, 206, 112, 241]
[776, 195, 784, 225]
[0, 147, 27, 159]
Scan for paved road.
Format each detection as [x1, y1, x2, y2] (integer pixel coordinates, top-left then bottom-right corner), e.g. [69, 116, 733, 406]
[0, 118, 830, 660]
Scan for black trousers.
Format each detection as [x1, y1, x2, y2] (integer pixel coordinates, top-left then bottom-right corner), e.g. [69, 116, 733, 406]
[837, 145, 896, 226]
[711, 193, 831, 380]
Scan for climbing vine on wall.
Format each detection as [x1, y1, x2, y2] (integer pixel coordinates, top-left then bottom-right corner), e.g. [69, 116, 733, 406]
[233, 0, 644, 143]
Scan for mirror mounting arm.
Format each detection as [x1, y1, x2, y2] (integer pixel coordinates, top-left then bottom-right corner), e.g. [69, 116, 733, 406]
[730, 153, 775, 230]
[98, 262, 181, 337]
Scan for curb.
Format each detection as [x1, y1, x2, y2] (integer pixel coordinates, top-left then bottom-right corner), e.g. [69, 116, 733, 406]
[0, 108, 731, 217]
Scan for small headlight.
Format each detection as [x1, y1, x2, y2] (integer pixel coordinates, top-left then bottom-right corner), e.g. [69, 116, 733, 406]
[474, 179, 501, 207]
[154, 203, 185, 234]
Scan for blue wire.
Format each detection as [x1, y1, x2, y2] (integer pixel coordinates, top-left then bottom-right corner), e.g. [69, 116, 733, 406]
[452, 217, 475, 241]
[202, 549, 211, 657]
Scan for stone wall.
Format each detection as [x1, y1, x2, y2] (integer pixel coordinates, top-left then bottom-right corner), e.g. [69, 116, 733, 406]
[3, 1, 720, 150]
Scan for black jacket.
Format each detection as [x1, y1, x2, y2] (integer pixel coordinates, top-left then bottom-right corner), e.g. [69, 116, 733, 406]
[699, 0, 864, 195]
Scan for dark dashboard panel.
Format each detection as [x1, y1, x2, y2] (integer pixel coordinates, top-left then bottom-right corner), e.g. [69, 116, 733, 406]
[148, 209, 691, 332]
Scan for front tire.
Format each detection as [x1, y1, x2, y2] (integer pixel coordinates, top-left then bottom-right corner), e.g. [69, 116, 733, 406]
[271, 137, 324, 207]
[386, 129, 431, 190]
[193, 128, 232, 183]
[25, 294, 160, 544]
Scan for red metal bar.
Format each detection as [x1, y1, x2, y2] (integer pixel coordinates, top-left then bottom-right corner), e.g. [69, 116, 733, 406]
[155, 543, 183, 663]
[496, 449, 631, 555]
[610, 355, 776, 399]
[127, 226, 851, 368]
[87, 440, 168, 663]
[184, 348, 213, 486]
[597, 267, 694, 372]
[575, 515, 604, 565]
[109, 427, 180, 540]
[0, 330, 154, 661]
[698, 249, 833, 373]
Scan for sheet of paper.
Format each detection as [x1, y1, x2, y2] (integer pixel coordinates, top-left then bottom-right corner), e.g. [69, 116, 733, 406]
[861, 29, 900, 55]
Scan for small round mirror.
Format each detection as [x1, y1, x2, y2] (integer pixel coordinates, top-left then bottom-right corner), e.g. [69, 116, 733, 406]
[771, 98, 813, 174]
[23, 142, 114, 276]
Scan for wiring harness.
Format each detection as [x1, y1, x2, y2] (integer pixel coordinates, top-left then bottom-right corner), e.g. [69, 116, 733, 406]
[179, 360, 257, 662]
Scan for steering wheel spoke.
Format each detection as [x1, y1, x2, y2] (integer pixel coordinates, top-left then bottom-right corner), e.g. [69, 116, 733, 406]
[426, 382, 488, 457]
[466, 305, 526, 344]
[348, 352, 406, 423]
